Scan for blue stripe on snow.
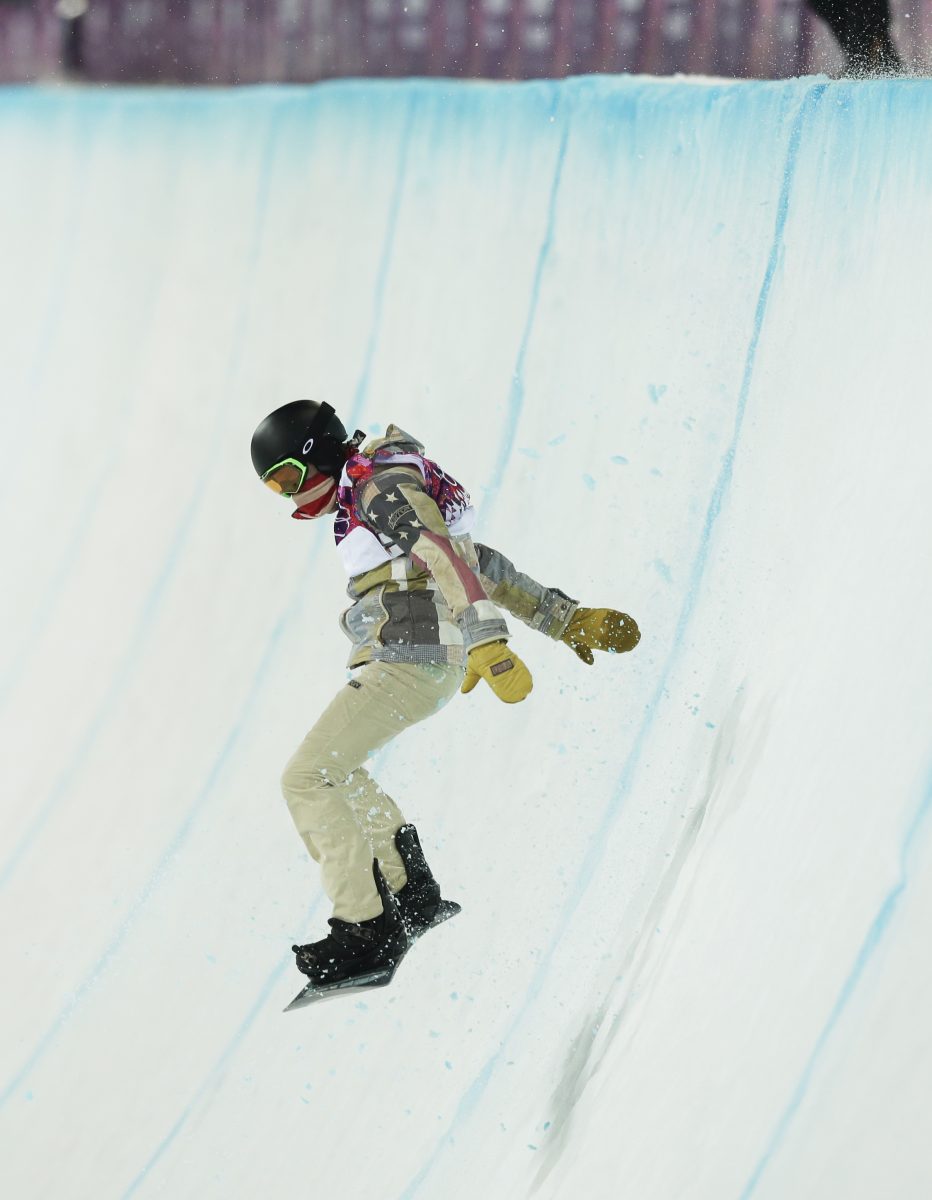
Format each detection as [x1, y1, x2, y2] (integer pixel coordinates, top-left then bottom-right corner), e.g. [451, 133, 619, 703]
[111, 107, 422, 1183]
[118, 935, 310, 1199]
[0, 107, 417, 1129]
[739, 764, 932, 1198]
[399, 78, 827, 1200]
[352, 98, 414, 417]
[483, 94, 570, 514]
[0, 109, 281, 892]
[0, 599, 296, 1112]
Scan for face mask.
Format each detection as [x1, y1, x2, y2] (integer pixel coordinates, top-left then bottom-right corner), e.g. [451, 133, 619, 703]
[290, 472, 338, 520]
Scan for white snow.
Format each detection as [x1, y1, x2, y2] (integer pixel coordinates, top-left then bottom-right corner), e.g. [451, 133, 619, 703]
[1, 75, 931, 1199]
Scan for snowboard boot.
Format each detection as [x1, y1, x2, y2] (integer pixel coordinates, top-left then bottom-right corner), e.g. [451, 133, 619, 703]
[393, 823, 461, 939]
[292, 859, 408, 986]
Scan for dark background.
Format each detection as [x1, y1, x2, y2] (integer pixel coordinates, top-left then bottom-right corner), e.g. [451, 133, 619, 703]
[0, 1, 926, 84]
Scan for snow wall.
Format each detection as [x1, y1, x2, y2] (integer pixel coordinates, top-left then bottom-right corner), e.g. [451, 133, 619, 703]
[2, 76, 932, 1200]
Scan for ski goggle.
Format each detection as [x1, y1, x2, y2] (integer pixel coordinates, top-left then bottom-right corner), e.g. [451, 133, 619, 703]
[262, 458, 309, 495]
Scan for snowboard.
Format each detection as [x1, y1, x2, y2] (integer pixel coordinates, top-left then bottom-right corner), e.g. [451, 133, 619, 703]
[284, 899, 461, 1012]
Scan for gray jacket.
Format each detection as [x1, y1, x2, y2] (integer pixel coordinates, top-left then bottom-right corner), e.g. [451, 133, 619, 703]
[336, 430, 577, 668]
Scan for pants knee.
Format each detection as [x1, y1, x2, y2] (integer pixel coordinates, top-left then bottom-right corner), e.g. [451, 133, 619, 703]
[281, 756, 345, 811]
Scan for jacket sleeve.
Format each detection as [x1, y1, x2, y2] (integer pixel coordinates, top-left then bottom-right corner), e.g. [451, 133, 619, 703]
[356, 467, 510, 651]
[473, 542, 578, 641]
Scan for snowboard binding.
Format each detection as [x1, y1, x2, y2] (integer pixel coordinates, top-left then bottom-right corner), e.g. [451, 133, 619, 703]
[285, 828, 461, 1012]
[393, 823, 462, 939]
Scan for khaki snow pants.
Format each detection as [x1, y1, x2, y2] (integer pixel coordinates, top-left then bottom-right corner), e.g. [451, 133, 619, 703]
[281, 660, 464, 922]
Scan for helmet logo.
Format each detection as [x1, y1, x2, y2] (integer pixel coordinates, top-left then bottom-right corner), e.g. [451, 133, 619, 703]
[302, 437, 315, 455]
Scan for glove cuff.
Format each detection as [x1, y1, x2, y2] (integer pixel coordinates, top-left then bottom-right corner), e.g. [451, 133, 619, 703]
[458, 600, 510, 651]
[528, 588, 578, 641]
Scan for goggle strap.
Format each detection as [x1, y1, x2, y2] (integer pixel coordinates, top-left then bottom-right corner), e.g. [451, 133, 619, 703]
[305, 402, 335, 446]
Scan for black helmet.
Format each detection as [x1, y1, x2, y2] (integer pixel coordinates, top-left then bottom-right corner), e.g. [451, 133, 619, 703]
[250, 400, 349, 484]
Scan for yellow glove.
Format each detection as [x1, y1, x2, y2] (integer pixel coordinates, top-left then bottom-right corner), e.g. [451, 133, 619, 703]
[561, 608, 640, 665]
[461, 641, 533, 704]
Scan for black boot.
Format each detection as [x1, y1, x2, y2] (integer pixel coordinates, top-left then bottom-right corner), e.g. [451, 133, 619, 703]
[393, 824, 461, 938]
[292, 859, 408, 985]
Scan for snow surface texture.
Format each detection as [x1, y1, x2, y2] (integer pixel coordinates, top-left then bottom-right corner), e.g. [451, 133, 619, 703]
[1, 76, 931, 1199]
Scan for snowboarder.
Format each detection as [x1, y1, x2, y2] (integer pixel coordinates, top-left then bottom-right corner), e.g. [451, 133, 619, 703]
[805, 0, 902, 75]
[251, 400, 640, 1001]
